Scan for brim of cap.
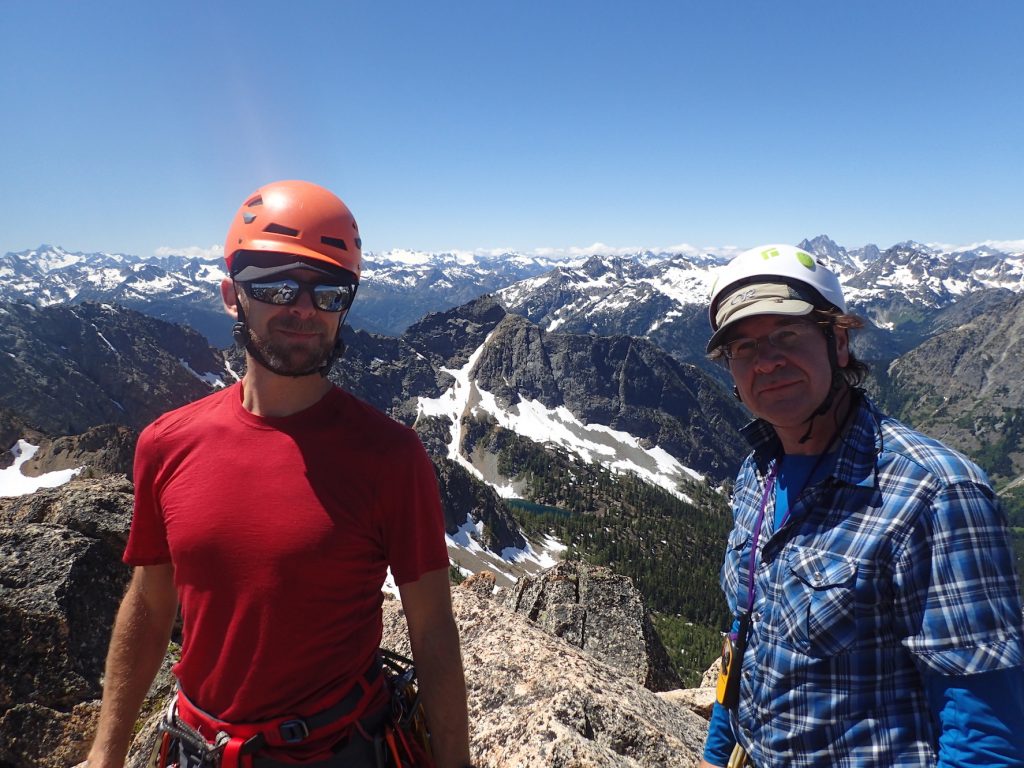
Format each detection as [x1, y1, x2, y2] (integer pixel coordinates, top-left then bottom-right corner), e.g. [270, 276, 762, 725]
[232, 261, 338, 282]
[705, 299, 815, 354]
[230, 238, 360, 280]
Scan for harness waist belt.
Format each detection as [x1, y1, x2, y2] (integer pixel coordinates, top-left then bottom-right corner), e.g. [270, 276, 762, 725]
[173, 656, 384, 767]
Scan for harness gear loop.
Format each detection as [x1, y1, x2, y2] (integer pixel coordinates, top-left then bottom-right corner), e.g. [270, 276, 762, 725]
[379, 649, 435, 767]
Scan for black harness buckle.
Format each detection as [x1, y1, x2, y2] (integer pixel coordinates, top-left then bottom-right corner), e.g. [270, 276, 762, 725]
[279, 718, 310, 744]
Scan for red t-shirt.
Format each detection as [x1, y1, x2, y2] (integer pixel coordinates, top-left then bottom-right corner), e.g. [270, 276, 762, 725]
[125, 383, 448, 723]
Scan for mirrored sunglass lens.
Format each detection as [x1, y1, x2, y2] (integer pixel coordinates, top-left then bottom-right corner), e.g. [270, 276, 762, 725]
[249, 281, 297, 305]
[312, 286, 352, 312]
[246, 280, 352, 311]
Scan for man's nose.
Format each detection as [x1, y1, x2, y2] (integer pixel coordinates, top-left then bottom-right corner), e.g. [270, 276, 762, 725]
[289, 286, 318, 314]
[751, 338, 786, 370]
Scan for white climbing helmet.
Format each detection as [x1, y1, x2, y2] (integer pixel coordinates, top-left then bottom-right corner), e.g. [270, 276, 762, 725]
[706, 244, 846, 353]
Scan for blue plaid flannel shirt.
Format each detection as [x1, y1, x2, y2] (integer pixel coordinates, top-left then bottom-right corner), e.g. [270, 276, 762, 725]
[723, 396, 1024, 767]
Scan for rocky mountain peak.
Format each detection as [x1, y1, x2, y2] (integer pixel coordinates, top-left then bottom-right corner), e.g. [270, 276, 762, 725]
[0, 301, 233, 435]
[892, 240, 936, 255]
[799, 234, 885, 275]
[799, 234, 848, 263]
[403, 294, 508, 368]
[459, 313, 749, 481]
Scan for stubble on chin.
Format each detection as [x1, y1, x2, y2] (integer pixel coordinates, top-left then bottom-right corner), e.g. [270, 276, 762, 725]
[251, 325, 332, 375]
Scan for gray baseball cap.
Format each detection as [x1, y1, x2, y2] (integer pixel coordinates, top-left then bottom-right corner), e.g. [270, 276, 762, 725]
[705, 282, 816, 353]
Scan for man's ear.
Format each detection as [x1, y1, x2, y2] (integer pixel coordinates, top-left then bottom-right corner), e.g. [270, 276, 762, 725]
[221, 278, 239, 319]
[834, 326, 850, 368]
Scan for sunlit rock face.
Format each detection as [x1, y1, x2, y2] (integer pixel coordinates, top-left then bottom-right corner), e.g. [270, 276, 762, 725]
[383, 582, 709, 768]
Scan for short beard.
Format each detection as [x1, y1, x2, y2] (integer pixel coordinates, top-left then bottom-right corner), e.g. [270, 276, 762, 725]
[250, 318, 335, 376]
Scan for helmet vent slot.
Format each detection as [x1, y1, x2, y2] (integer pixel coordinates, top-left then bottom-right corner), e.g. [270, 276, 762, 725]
[320, 236, 348, 251]
[263, 223, 300, 237]
[246, 195, 263, 208]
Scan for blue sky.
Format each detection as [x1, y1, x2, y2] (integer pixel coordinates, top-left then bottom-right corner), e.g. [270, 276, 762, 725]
[3, 1, 1022, 259]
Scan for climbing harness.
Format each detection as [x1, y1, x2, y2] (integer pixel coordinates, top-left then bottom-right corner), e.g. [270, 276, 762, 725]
[149, 651, 434, 768]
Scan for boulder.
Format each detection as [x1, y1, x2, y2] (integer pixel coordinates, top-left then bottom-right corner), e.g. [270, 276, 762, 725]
[0, 475, 134, 551]
[17, 424, 138, 480]
[0, 476, 134, 768]
[502, 561, 682, 692]
[0, 701, 101, 768]
[656, 689, 716, 722]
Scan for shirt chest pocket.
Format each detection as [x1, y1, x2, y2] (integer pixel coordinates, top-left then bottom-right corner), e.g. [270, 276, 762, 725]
[779, 547, 858, 657]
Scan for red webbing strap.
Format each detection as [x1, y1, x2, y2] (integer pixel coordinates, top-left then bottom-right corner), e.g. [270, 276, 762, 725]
[157, 732, 172, 767]
[220, 736, 250, 768]
[172, 694, 264, 768]
[384, 727, 403, 766]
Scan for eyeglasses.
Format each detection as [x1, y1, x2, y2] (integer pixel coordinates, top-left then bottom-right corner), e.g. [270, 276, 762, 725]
[717, 322, 828, 361]
[240, 279, 356, 313]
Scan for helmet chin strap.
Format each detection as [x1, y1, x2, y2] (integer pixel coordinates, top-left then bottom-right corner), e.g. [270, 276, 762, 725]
[233, 299, 347, 379]
[796, 324, 842, 445]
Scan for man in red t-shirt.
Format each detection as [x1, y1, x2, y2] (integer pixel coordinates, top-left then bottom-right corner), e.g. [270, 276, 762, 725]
[86, 181, 471, 768]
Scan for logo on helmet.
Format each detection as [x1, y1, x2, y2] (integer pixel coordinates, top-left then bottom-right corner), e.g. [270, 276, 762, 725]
[795, 250, 816, 270]
[760, 246, 816, 271]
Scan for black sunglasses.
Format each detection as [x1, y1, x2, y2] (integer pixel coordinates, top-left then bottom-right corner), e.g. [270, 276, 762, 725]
[240, 279, 356, 313]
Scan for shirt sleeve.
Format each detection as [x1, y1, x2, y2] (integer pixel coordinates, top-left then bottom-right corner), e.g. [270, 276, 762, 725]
[123, 423, 172, 565]
[379, 429, 449, 585]
[703, 618, 743, 765]
[925, 667, 1024, 766]
[895, 480, 1024, 675]
[702, 702, 736, 766]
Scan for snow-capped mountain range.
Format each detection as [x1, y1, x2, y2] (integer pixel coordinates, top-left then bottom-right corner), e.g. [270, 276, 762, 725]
[497, 237, 1024, 325]
[4, 237, 1022, 344]
[4, 235, 1024, 419]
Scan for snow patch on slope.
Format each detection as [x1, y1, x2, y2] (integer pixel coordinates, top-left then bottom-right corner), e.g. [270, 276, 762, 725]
[0, 440, 82, 498]
[416, 339, 703, 504]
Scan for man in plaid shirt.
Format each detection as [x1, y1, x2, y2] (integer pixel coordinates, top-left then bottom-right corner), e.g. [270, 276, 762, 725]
[699, 244, 1024, 767]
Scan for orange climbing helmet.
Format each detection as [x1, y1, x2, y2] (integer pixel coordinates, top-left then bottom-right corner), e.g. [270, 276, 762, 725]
[224, 180, 362, 281]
